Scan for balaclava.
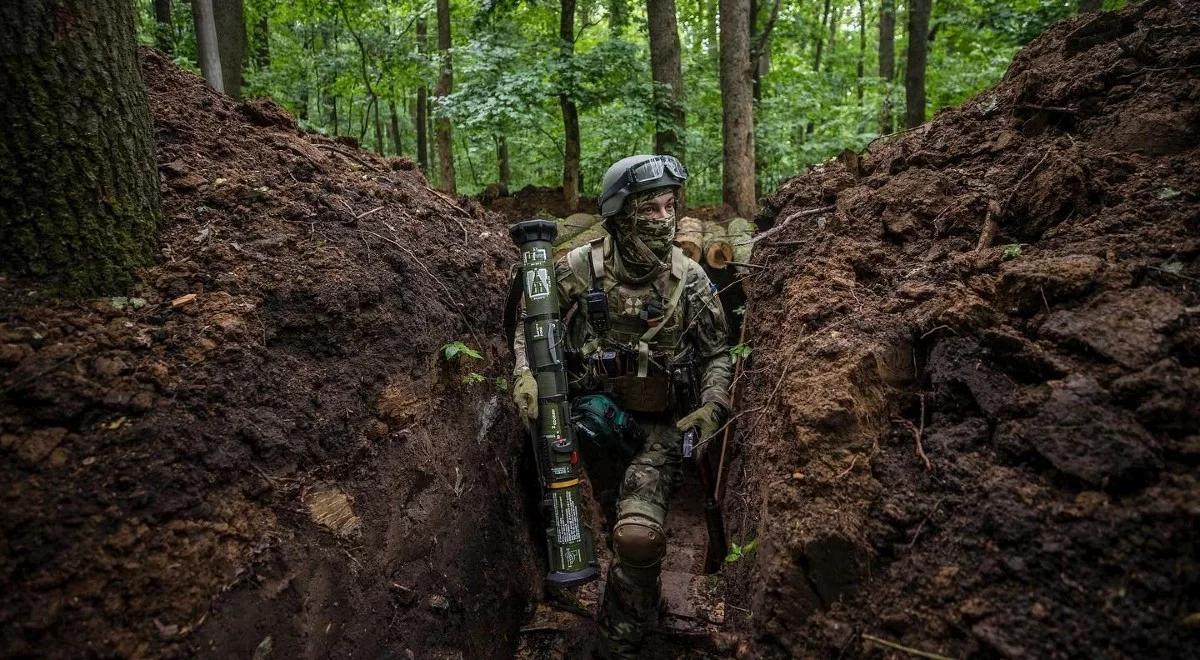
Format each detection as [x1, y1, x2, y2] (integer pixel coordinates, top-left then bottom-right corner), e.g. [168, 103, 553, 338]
[609, 187, 677, 281]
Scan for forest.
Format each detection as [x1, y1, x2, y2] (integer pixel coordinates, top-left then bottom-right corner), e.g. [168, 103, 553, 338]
[136, 0, 1118, 207]
[1, 1, 1197, 659]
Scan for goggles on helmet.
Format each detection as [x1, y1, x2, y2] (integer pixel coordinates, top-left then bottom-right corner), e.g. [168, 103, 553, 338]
[598, 155, 688, 217]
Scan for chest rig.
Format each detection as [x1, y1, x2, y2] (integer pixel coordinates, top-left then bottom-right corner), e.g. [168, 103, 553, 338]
[566, 238, 688, 412]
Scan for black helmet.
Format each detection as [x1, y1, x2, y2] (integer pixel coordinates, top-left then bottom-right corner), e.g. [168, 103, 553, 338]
[597, 155, 688, 218]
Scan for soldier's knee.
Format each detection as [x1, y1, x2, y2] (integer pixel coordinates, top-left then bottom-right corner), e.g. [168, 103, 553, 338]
[613, 519, 665, 569]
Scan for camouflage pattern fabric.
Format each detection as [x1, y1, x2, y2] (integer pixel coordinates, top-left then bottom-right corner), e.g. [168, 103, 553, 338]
[596, 419, 680, 658]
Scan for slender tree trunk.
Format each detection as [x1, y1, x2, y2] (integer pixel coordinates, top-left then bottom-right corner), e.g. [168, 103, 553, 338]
[1079, 0, 1102, 11]
[559, 0, 580, 210]
[825, 1, 842, 72]
[719, 0, 756, 218]
[389, 99, 402, 156]
[191, 0, 245, 99]
[254, 14, 269, 69]
[329, 95, 338, 135]
[416, 17, 429, 172]
[879, 0, 895, 133]
[0, 0, 161, 296]
[154, 0, 174, 53]
[373, 98, 384, 155]
[813, 0, 830, 71]
[648, 0, 685, 162]
[497, 134, 511, 193]
[434, 0, 456, 193]
[904, 0, 931, 128]
[751, 0, 781, 102]
[856, 0, 866, 104]
[706, 0, 718, 63]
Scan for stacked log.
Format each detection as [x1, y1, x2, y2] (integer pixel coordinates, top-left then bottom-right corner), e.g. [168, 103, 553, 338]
[727, 217, 753, 266]
[676, 216, 704, 262]
[703, 223, 734, 269]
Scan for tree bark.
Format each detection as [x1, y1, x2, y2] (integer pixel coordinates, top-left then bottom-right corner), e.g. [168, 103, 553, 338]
[904, 0, 931, 128]
[813, 0, 830, 71]
[373, 98, 385, 155]
[1079, 0, 1102, 12]
[154, 0, 174, 53]
[191, 0, 245, 99]
[719, 0, 756, 218]
[751, 0, 781, 102]
[825, 0, 842, 71]
[254, 14, 269, 69]
[856, 0, 866, 104]
[560, 0, 580, 210]
[416, 17, 429, 172]
[497, 134, 511, 193]
[0, 0, 161, 296]
[648, 0, 685, 161]
[878, 0, 895, 133]
[434, 0, 455, 193]
[389, 99, 402, 156]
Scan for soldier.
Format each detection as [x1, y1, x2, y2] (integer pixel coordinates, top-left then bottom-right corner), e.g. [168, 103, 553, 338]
[510, 155, 732, 658]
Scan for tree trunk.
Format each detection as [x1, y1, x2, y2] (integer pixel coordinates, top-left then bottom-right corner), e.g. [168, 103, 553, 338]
[154, 0, 174, 53]
[904, 0, 931, 128]
[719, 0, 756, 218]
[434, 0, 455, 193]
[856, 0, 865, 104]
[825, 1, 842, 71]
[560, 0, 580, 210]
[813, 0, 830, 71]
[0, 0, 161, 296]
[497, 134, 511, 193]
[389, 99, 402, 156]
[254, 14, 269, 69]
[879, 0, 895, 133]
[1079, 0, 1102, 12]
[373, 98, 384, 155]
[329, 94, 338, 135]
[191, 0, 245, 99]
[648, 0, 685, 161]
[416, 17, 429, 172]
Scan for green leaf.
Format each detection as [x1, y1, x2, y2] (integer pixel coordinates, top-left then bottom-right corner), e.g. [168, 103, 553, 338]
[729, 342, 752, 364]
[462, 372, 485, 384]
[1157, 187, 1182, 200]
[1002, 244, 1022, 260]
[442, 341, 483, 362]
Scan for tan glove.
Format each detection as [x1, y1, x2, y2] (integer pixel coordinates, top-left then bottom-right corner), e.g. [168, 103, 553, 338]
[513, 368, 538, 425]
[676, 402, 723, 458]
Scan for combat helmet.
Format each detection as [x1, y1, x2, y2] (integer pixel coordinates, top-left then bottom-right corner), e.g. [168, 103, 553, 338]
[597, 155, 688, 218]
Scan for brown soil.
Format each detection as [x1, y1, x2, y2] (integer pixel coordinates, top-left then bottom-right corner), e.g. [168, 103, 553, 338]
[481, 184, 597, 222]
[1, 49, 539, 659]
[728, 2, 1200, 658]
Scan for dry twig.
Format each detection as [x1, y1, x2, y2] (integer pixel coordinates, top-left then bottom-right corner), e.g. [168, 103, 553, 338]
[862, 633, 954, 660]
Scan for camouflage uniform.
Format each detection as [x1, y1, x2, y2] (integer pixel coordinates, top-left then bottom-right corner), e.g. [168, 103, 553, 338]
[515, 226, 732, 657]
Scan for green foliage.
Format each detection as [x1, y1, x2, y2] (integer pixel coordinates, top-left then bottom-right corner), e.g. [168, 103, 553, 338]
[442, 340, 483, 361]
[1002, 243, 1022, 260]
[494, 376, 509, 392]
[729, 342, 752, 364]
[725, 537, 759, 563]
[132, 0, 1117, 206]
[462, 372, 486, 384]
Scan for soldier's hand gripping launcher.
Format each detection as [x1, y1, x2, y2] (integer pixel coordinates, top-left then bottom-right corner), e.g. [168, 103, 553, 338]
[509, 219, 599, 587]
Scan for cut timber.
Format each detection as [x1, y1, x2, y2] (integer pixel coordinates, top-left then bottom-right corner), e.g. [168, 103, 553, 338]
[554, 225, 607, 259]
[557, 212, 601, 245]
[727, 217, 754, 265]
[676, 216, 704, 263]
[703, 223, 734, 269]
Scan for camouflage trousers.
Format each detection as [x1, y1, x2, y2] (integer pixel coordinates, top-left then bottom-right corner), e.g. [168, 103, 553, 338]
[597, 419, 682, 659]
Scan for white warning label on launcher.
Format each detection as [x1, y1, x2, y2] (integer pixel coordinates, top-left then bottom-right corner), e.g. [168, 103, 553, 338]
[553, 489, 583, 544]
[526, 267, 551, 300]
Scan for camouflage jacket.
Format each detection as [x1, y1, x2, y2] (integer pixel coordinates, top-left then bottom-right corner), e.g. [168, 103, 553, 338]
[515, 236, 732, 414]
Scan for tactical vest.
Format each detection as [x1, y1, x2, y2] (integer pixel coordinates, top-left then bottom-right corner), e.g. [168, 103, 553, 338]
[565, 238, 689, 412]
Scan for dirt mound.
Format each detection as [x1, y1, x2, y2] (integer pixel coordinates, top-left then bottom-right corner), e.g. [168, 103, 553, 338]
[1, 49, 537, 658]
[482, 184, 596, 222]
[729, 3, 1199, 657]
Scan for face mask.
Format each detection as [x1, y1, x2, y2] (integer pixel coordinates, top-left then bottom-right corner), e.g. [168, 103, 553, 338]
[636, 213, 676, 259]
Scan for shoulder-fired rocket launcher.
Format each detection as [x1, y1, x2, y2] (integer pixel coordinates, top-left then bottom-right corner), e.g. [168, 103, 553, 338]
[509, 219, 599, 587]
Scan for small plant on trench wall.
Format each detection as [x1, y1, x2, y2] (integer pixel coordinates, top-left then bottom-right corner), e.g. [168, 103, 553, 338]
[725, 538, 759, 563]
[729, 342, 752, 364]
[462, 372, 486, 385]
[441, 341, 482, 362]
[1002, 244, 1022, 260]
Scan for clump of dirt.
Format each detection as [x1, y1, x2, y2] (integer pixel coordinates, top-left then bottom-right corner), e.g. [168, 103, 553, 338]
[481, 184, 596, 222]
[0, 49, 538, 658]
[728, 3, 1199, 657]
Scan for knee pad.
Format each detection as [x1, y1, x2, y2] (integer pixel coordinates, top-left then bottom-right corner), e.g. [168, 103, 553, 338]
[613, 519, 665, 569]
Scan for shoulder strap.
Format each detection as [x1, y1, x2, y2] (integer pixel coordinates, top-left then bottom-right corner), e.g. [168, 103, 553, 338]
[635, 249, 689, 377]
[589, 237, 606, 284]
